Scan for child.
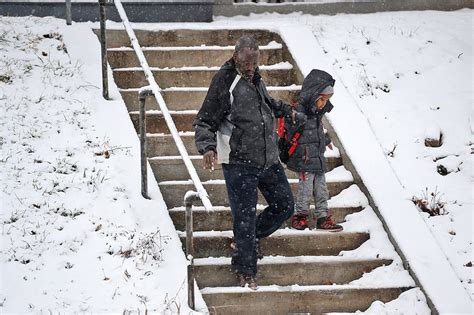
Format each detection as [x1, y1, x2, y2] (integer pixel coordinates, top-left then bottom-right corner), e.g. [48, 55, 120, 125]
[285, 69, 343, 232]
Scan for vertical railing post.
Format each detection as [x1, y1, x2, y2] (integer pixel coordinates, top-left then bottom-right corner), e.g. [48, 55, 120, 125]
[112, 0, 212, 210]
[184, 191, 200, 310]
[139, 88, 153, 199]
[65, 0, 72, 25]
[99, 0, 109, 100]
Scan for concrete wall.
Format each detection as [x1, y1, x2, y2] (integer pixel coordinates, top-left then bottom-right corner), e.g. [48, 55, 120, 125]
[0, 1, 214, 22]
[0, 1, 471, 24]
[214, 0, 474, 17]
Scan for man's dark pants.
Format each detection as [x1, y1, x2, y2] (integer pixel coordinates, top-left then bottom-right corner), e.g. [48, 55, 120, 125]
[222, 162, 294, 277]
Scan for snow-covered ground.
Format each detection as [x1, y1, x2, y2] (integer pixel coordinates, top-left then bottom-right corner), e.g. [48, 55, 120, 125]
[0, 8, 472, 314]
[0, 17, 200, 313]
[305, 10, 473, 298]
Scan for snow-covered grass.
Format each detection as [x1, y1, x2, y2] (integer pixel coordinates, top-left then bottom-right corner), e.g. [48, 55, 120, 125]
[0, 17, 199, 314]
[305, 10, 473, 298]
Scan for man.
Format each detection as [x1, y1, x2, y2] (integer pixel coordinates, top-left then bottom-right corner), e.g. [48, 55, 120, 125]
[193, 36, 305, 289]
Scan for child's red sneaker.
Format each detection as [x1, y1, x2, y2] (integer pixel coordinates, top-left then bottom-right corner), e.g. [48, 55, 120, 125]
[291, 214, 309, 230]
[316, 215, 343, 232]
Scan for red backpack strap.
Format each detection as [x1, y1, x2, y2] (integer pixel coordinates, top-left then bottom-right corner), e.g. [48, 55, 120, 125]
[277, 117, 285, 138]
[279, 101, 304, 158]
[288, 131, 301, 156]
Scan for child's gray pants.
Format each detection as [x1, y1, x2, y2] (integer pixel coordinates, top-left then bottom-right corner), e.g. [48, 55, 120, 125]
[294, 171, 329, 219]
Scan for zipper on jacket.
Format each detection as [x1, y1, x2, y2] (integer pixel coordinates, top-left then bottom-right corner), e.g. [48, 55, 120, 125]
[255, 82, 268, 168]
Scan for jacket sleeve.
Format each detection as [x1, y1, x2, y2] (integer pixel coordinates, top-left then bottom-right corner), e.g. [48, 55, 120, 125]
[260, 83, 308, 127]
[269, 96, 294, 118]
[193, 71, 231, 155]
[260, 83, 293, 118]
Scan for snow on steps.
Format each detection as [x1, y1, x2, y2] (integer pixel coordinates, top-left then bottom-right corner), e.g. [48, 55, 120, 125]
[118, 85, 302, 112]
[99, 28, 287, 48]
[200, 285, 410, 315]
[104, 28, 419, 314]
[157, 166, 354, 208]
[107, 42, 284, 68]
[112, 65, 296, 89]
[169, 205, 361, 231]
[168, 183, 364, 231]
[149, 152, 342, 181]
[177, 230, 370, 258]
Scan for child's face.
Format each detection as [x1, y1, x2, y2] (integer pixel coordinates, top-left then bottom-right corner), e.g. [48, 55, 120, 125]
[315, 95, 331, 110]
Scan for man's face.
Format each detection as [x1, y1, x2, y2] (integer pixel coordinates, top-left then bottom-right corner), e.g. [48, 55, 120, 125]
[234, 47, 260, 81]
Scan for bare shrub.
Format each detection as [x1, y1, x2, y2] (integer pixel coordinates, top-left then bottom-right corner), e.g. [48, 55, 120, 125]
[412, 187, 447, 216]
[116, 229, 170, 264]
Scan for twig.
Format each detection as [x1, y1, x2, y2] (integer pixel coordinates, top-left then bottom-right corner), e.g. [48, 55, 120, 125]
[360, 63, 374, 96]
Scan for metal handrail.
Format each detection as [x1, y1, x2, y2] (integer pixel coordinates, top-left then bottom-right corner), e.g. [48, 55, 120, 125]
[113, 0, 213, 210]
[98, 0, 109, 99]
[98, 0, 213, 210]
[184, 191, 200, 310]
[139, 87, 154, 199]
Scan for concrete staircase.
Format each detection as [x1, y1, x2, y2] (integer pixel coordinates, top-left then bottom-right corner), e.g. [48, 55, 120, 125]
[102, 28, 412, 314]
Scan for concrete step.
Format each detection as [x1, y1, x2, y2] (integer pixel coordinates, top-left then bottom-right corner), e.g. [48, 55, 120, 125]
[119, 86, 301, 112]
[100, 29, 282, 48]
[103, 27, 413, 314]
[159, 179, 353, 208]
[130, 110, 197, 133]
[149, 155, 342, 181]
[179, 231, 369, 258]
[112, 67, 297, 89]
[146, 134, 198, 156]
[194, 257, 393, 287]
[107, 45, 284, 68]
[169, 206, 362, 231]
[130, 110, 196, 134]
[145, 132, 339, 158]
[201, 286, 410, 315]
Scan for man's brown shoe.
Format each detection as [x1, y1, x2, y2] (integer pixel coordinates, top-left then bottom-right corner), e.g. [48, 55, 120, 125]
[237, 272, 258, 290]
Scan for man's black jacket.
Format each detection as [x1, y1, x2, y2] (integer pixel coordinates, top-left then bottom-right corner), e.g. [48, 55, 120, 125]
[193, 58, 296, 169]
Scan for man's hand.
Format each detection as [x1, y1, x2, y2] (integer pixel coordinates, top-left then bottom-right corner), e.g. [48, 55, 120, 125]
[203, 150, 216, 171]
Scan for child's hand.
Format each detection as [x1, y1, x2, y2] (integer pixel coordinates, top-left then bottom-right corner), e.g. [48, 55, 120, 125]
[291, 110, 307, 125]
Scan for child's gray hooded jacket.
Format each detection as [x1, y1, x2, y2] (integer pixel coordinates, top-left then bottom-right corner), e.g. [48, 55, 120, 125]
[285, 69, 335, 174]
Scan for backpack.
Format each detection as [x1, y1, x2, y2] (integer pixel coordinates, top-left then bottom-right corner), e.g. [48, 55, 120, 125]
[277, 117, 304, 164]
